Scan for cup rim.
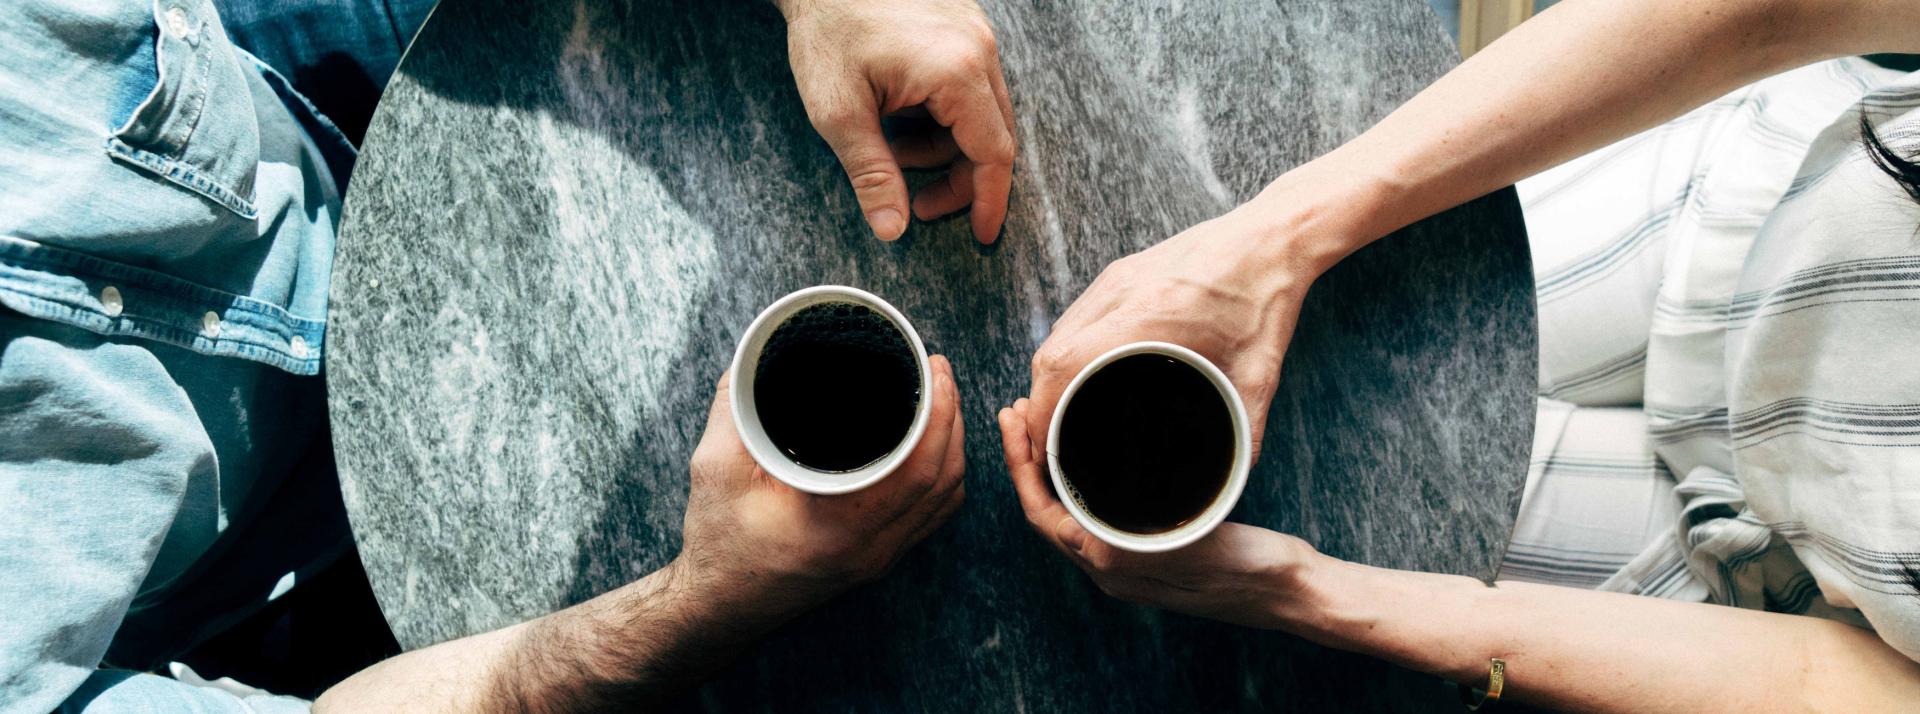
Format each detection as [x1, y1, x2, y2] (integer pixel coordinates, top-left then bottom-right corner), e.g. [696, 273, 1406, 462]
[1045, 341, 1253, 553]
[729, 285, 934, 495]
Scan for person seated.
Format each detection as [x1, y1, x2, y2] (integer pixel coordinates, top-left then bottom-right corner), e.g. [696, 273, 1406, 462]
[1006, 0, 1920, 710]
[0, 0, 1011, 710]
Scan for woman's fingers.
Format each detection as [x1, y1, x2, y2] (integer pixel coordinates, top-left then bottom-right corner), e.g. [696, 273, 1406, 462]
[1000, 397, 1097, 567]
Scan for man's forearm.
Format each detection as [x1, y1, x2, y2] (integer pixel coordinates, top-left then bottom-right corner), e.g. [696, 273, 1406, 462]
[314, 560, 790, 713]
[1277, 555, 1920, 712]
[1242, 0, 1920, 268]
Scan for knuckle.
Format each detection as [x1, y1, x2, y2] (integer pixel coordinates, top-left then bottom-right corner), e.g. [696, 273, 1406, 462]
[968, 20, 998, 54]
[1023, 512, 1049, 534]
[846, 167, 898, 195]
[1033, 344, 1071, 376]
[935, 39, 988, 78]
[808, 99, 866, 133]
[1084, 548, 1117, 573]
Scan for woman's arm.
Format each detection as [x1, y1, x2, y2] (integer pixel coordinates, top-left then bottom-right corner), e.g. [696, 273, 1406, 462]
[995, 402, 1920, 713]
[1020, 0, 1920, 456]
[1297, 557, 1920, 712]
[1254, 0, 1920, 268]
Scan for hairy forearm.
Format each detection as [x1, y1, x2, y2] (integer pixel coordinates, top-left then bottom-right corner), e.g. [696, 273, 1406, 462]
[1243, 0, 1920, 271]
[1278, 555, 1920, 712]
[315, 561, 789, 713]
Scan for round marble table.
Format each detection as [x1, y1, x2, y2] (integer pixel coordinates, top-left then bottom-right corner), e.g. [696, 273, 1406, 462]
[328, 0, 1536, 710]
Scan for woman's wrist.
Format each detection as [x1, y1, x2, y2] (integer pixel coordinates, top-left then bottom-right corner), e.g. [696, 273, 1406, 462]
[1269, 551, 1501, 685]
[1233, 157, 1398, 285]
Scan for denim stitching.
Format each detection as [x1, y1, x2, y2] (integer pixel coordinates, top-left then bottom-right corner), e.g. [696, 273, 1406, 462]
[0, 236, 321, 374]
[105, 138, 260, 219]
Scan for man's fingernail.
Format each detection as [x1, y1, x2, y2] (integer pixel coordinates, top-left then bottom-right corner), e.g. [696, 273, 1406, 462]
[868, 208, 905, 240]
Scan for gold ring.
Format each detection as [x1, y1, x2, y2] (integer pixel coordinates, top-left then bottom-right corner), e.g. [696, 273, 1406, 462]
[1457, 658, 1504, 710]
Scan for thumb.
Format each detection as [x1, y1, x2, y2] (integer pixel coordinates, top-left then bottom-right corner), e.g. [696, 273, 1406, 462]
[810, 92, 910, 241]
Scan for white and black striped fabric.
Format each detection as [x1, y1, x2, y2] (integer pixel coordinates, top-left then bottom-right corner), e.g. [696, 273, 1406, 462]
[1499, 57, 1920, 662]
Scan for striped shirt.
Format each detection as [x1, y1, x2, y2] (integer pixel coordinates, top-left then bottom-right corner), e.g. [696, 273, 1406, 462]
[1500, 57, 1920, 662]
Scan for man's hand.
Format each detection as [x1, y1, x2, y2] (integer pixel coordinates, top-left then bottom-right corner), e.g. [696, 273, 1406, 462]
[319, 358, 966, 713]
[676, 355, 968, 622]
[996, 398, 1316, 628]
[778, 0, 1017, 244]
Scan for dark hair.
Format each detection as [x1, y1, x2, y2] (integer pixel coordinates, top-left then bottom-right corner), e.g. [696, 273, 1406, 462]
[1861, 111, 1920, 203]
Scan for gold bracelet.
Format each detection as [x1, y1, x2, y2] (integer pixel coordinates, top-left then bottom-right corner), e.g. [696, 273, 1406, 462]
[1457, 658, 1505, 711]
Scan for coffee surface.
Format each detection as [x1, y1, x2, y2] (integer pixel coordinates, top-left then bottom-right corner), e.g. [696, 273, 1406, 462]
[1056, 354, 1235, 534]
[754, 301, 922, 472]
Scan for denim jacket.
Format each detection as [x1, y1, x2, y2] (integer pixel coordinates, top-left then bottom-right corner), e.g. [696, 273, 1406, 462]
[0, 0, 350, 372]
[0, 1, 353, 711]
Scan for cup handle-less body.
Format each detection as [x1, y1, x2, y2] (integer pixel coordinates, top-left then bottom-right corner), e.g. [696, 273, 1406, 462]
[1045, 341, 1253, 552]
[730, 286, 935, 495]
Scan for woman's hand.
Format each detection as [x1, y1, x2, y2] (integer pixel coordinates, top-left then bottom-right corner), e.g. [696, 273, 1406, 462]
[679, 355, 967, 623]
[777, 0, 1017, 244]
[1023, 202, 1346, 461]
[996, 397, 1318, 629]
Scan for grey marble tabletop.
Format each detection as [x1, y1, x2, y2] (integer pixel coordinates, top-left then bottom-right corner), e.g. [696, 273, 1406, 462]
[327, 0, 1536, 710]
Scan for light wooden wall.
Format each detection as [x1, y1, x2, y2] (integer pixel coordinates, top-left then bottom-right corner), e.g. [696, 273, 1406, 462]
[1458, 0, 1533, 58]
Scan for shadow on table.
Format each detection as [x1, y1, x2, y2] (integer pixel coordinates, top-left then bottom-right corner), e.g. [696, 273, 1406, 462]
[351, 0, 1533, 710]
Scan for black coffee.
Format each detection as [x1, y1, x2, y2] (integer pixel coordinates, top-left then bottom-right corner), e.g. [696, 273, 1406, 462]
[754, 301, 921, 473]
[1055, 353, 1235, 534]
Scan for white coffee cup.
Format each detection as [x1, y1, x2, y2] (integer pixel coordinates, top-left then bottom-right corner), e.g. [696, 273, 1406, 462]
[730, 285, 934, 495]
[1046, 341, 1253, 553]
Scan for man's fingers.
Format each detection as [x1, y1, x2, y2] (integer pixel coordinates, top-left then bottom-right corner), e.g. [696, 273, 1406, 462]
[967, 161, 1013, 245]
[888, 375, 967, 552]
[703, 370, 734, 431]
[809, 89, 911, 241]
[694, 370, 749, 458]
[897, 474, 966, 552]
[940, 365, 967, 480]
[903, 355, 960, 488]
[891, 129, 962, 169]
[926, 80, 1015, 244]
[987, 52, 1016, 144]
[912, 158, 976, 221]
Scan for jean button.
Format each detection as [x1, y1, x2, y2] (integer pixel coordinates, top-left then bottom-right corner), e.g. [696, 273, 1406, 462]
[165, 7, 190, 39]
[290, 335, 309, 359]
[201, 311, 222, 337]
[100, 286, 124, 317]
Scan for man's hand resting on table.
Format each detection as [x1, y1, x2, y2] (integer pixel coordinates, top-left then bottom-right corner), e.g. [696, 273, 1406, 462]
[315, 357, 967, 713]
[777, 0, 1017, 244]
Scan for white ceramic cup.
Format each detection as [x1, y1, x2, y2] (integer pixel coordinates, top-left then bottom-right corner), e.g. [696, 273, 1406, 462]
[1045, 341, 1253, 553]
[730, 285, 934, 495]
